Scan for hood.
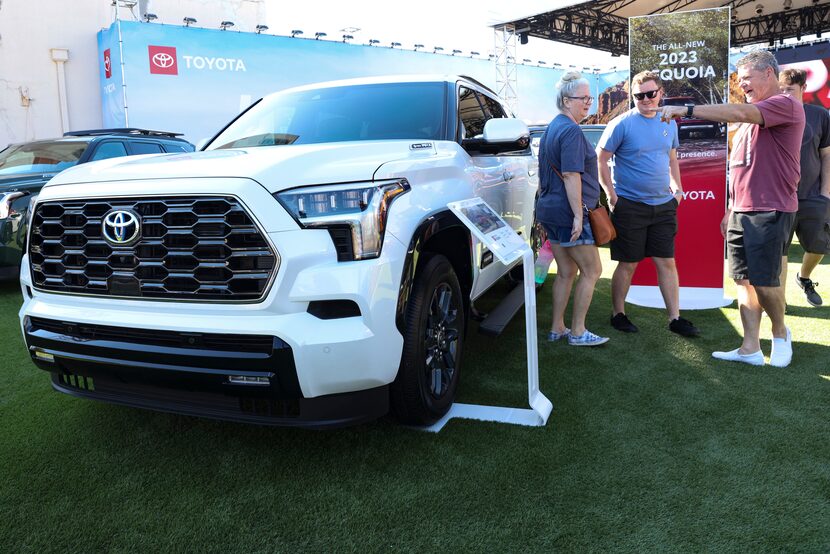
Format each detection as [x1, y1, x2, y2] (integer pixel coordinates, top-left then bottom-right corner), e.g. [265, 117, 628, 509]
[46, 141, 441, 193]
[0, 171, 56, 192]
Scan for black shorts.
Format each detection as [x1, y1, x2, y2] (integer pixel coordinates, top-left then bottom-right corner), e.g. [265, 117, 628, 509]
[728, 210, 796, 287]
[787, 195, 830, 255]
[610, 196, 678, 262]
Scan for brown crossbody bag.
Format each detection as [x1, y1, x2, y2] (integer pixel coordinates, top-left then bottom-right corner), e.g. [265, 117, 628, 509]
[547, 161, 617, 246]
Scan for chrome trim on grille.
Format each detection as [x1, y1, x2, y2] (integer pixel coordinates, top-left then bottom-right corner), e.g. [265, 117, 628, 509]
[28, 194, 280, 303]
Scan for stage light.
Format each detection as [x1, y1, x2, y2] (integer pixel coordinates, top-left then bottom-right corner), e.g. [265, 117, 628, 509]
[369, 39, 380, 46]
[183, 16, 196, 26]
[414, 44, 424, 50]
[255, 24, 268, 34]
[314, 32, 327, 40]
[390, 42, 401, 48]
[538, 60, 546, 65]
[433, 46, 444, 53]
[783, 0, 792, 9]
[342, 34, 353, 42]
[290, 29, 303, 37]
[519, 32, 529, 45]
[523, 58, 532, 63]
[755, 4, 764, 15]
[220, 20, 235, 31]
[142, 13, 157, 22]
[453, 49, 463, 55]
[470, 51, 480, 57]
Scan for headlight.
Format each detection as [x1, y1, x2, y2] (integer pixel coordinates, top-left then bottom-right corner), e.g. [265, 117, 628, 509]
[23, 194, 39, 253]
[0, 191, 28, 219]
[276, 179, 409, 260]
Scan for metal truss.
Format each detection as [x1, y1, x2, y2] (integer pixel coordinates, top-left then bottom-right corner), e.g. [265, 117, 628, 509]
[498, 0, 830, 55]
[493, 24, 518, 114]
[732, 3, 830, 46]
[505, 1, 631, 57]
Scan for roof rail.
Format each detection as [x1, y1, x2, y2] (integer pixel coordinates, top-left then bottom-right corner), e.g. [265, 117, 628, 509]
[63, 128, 184, 138]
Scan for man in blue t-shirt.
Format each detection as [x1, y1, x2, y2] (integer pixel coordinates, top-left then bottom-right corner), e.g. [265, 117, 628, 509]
[597, 70, 699, 337]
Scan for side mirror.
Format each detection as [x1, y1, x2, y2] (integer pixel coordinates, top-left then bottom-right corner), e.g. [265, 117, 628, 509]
[195, 138, 209, 151]
[462, 118, 530, 154]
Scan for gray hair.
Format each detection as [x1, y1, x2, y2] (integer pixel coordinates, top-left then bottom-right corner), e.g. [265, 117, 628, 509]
[736, 50, 779, 77]
[556, 71, 590, 111]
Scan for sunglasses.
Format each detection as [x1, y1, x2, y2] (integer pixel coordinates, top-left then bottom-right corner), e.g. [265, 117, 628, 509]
[633, 90, 660, 101]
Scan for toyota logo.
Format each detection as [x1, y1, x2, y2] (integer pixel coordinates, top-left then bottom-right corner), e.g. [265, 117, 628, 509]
[102, 210, 141, 246]
[152, 52, 175, 68]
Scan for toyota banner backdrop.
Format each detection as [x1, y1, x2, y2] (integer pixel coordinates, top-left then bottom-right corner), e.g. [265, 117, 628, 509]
[98, 21, 591, 144]
[628, 7, 732, 310]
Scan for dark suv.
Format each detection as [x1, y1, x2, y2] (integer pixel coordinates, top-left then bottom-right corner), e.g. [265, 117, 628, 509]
[0, 129, 193, 279]
[662, 96, 724, 139]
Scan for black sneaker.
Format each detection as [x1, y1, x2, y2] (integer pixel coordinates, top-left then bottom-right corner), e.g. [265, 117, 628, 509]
[669, 317, 700, 337]
[796, 274, 823, 306]
[610, 313, 639, 333]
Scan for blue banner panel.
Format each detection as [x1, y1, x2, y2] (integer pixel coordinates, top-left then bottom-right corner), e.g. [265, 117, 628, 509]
[97, 23, 127, 127]
[98, 21, 581, 142]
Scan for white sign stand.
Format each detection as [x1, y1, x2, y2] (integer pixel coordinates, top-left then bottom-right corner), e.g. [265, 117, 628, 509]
[626, 285, 733, 310]
[421, 199, 553, 432]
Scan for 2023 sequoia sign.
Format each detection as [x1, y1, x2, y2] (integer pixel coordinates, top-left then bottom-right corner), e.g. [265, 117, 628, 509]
[627, 7, 732, 310]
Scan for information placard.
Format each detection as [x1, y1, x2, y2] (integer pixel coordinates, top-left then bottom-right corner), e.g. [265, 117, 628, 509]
[448, 198, 526, 266]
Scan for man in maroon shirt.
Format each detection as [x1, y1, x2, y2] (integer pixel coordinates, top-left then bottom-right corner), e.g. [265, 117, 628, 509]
[658, 51, 805, 368]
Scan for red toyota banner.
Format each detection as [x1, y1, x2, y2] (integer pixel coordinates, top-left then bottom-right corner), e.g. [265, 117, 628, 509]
[627, 7, 732, 309]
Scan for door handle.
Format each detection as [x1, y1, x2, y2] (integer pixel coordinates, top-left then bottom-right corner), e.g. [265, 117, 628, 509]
[503, 171, 513, 182]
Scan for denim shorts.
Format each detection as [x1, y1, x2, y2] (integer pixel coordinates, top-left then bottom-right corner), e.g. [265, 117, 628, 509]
[542, 221, 596, 247]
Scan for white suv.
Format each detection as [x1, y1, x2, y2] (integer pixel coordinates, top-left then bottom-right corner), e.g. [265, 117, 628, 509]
[19, 75, 539, 427]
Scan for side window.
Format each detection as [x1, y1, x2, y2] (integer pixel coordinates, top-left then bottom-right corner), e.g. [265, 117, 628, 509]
[163, 144, 189, 153]
[130, 142, 164, 155]
[90, 141, 128, 161]
[458, 86, 487, 140]
[481, 94, 507, 120]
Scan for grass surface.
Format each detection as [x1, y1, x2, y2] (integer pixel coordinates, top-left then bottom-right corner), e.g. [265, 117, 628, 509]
[1, 247, 829, 552]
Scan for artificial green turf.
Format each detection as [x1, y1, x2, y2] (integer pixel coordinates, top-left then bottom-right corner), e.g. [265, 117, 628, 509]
[1, 249, 828, 552]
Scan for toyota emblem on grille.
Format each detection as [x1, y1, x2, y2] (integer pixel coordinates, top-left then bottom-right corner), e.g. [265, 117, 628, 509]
[102, 210, 141, 245]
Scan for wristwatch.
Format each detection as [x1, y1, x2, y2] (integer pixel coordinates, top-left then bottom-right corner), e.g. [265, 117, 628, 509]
[685, 103, 695, 118]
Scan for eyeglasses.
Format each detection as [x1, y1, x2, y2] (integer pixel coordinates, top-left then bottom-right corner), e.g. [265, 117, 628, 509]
[566, 95, 594, 104]
[633, 90, 660, 101]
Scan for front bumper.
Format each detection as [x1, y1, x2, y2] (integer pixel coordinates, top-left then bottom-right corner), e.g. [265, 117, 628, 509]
[24, 315, 386, 427]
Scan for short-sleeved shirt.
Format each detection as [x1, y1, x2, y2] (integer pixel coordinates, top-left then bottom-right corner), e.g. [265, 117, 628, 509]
[798, 103, 830, 199]
[729, 94, 805, 212]
[597, 108, 679, 206]
[537, 114, 602, 228]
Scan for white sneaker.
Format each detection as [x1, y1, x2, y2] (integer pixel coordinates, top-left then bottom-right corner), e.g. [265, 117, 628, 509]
[769, 328, 792, 368]
[712, 348, 764, 366]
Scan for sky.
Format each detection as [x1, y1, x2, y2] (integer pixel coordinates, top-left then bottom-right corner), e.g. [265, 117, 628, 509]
[265, 0, 629, 72]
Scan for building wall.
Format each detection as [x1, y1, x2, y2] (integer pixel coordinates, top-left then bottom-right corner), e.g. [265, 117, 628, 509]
[0, 0, 265, 149]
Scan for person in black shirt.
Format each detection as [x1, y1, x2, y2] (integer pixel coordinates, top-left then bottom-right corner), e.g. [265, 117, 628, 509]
[779, 68, 830, 307]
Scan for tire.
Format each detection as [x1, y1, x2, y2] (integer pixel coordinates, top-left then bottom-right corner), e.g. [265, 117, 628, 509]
[391, 254, 465, 425]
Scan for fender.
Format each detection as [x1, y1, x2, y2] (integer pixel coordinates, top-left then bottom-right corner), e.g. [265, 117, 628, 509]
[395, 210, 472, 333]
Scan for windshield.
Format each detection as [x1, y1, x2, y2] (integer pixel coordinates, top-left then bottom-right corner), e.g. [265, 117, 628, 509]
[207, 82, 446, 149]
[0, 140, 89, 176]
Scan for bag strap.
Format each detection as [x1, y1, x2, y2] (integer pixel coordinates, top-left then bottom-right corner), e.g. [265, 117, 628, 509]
[549, 160, 596, 213]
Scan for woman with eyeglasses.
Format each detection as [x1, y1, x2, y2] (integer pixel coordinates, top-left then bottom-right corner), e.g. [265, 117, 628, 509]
[537, 71, 609, 347]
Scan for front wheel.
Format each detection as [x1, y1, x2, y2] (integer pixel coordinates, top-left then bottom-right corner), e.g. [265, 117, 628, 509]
[391, 254, 465, 425]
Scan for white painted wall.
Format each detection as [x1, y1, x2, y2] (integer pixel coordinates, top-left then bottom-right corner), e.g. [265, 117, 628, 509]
[0, 0, 265, 149]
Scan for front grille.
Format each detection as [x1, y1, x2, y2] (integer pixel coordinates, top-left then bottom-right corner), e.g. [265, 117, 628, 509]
[29, 196, 277, 301]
